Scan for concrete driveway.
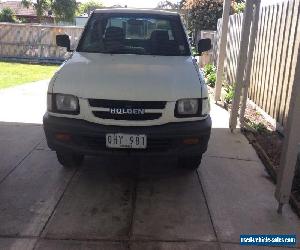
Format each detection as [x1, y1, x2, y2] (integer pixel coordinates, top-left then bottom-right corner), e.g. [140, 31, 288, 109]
[0, 81, 299, 250]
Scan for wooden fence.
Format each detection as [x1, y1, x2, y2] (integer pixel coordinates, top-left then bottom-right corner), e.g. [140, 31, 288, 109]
[220, 13, 243, 85]
[198, 30, 218, 67]
[216, 0, 300, 128]
[0, 23, 83, 62]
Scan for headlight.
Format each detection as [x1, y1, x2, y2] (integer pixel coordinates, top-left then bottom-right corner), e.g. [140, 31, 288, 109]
[56, 94, 79, 113]
[48, 93, 79, 114]
[47, 93, 53, 111]
[202, 98, 210, 115]
[175, 98, 210, 117]
[177, 99, 199, 115]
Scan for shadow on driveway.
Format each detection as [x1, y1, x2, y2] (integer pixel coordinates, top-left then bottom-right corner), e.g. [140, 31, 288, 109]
[0, 121, 299, 250]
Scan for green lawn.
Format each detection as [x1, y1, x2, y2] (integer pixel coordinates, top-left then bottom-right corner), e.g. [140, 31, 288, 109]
[0, 61, 59, 89]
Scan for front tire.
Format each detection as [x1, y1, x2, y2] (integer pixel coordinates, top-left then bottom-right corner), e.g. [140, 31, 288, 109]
[56, 152, 84, 167]
[179, 156, 202, 170]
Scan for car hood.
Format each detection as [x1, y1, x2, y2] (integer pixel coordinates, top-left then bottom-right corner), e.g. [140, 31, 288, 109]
[52, 52, 203, 101]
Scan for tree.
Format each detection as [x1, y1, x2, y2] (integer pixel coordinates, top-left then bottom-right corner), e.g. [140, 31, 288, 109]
[185, 0, 225, 31]
[51, 0, 77, 21]
[78, 0, 104, 15]
[156, 0, 186, 9]
[22, 0, 78, 22]
[0, 7, 16, 22]
[21, 0, 49, 22]
[157, 0, 179, 9]
[179, 0, 187, 9]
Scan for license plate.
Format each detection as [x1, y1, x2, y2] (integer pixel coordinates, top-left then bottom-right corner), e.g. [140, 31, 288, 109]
[106, 134, 147, 149]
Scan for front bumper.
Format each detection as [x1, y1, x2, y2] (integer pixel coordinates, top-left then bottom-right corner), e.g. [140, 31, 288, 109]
[43, 114, 211, 156]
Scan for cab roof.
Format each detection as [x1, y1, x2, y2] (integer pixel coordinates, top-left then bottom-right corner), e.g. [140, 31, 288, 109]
[93, 8, 180, 16]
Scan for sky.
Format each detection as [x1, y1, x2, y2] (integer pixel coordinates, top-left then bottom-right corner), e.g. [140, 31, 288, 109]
[101, 0, 286, 8]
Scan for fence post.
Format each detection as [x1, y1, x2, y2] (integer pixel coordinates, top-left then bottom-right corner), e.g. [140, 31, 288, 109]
[240, 0, 261, 125]
[229, 0, 255, 131]
[214, 0, 231, 102]
[275, 45, 300, 214]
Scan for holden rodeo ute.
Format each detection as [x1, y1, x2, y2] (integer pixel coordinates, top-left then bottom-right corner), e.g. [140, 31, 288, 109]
[43, 8, 212, 170]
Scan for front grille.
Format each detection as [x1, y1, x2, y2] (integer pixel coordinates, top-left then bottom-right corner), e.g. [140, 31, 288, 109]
[88, 99, 166, 109]
[92, 111, 161, 120]
[88, 99, 166, 121]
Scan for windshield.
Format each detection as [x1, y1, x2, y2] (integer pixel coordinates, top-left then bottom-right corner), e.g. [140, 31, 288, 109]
[77, 13, 191, 56]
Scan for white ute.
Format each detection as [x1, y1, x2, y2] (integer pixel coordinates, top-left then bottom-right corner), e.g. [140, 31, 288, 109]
[43, 8, 212, 170]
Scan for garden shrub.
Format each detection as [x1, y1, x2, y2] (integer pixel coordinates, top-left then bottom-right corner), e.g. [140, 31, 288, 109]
[233, 2, 246, 14]
[203, 63, 216, 88]
[224, 84, 235, 104]
[249, 121, 268, 134]
[203, 64, 216, 77]
[207, 73, 216, 87]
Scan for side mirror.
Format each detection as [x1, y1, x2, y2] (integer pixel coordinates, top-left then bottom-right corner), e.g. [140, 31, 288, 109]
[197, 38, 212, 55]
[56, 34, 71, 52]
